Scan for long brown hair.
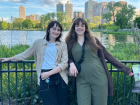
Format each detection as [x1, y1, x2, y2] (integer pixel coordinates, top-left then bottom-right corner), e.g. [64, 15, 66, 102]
[65, 18, 100, 60]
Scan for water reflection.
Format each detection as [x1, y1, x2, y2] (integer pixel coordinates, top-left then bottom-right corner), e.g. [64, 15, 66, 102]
[0, 30, 134, 47]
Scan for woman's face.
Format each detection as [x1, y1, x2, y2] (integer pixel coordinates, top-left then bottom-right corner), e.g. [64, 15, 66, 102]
[49, 23, 61, 40]
[75, 21, 85, 36]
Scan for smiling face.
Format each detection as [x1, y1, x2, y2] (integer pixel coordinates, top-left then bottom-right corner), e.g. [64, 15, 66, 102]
[49, 23, 61, 40]
[75, 21, 85, 36]
[45, 21, 62, 41]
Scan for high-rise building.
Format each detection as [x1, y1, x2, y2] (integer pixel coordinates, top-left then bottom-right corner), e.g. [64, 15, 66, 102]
[65, 1, 73, 21]
[33, 14, 40, 20]
[0, 17, 2, 21]
[26, 16, 30, 19]
[11, 17, 17, 23]
[57, 2, 63, 13]
[74, 11, 84, 18]
[30, 15, 35, 21]
[91, 1, 127, 24]
[85, 0, 98, 22]
[26, 14, 39, 21]
[11, 16, 13, 22]
[19, 6, 26, 19]
[93, 2, 109, 24]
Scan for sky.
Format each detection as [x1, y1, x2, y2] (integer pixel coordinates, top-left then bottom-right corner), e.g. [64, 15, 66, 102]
[0, 0, 140, 22]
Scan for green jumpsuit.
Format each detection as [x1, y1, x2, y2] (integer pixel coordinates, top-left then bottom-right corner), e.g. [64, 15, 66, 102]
[72, 42, 108, 105]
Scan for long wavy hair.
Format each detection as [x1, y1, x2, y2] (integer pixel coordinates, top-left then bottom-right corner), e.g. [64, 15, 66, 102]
[44, 20, 63, 41]
[65, 18, 100, 58]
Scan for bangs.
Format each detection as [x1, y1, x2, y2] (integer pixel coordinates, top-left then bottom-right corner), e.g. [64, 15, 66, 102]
[48, 21, 62, 31]
[74, 18, 86, 25]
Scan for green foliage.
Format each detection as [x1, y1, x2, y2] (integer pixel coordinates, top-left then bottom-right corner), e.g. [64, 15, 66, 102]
[102, 12, 112, 23]
[0, 44, 34, 60]
[106, 26, 120, 31]
[89, 23, 97, 29]
[101, 23, 108, 29]
[102, 2, 122, 25]
[57, 12, 71, 30]
[40, 12, 56, 29]
[84, 18, 90, 25]
[0, 21, 8, 29]
[116, 4, 136, 29]
[13, 18, 24, 29]
[22, 19, 35, 29]
[106, 42, 139, 60]
[108, 21, 114, 26]
[93, 16, 102, 26]
[7, 23, 13, 30]
[100, 22, 114, 29]
[134, 16, 140, 29]
[34, 20, 41, 29]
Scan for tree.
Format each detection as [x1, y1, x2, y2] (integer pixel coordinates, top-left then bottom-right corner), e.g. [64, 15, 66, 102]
[57, 12, 64, 23]
[85, 18, 90, 25]
[93, 16, 102, 26]
[89, 23, 97, 29]
[57, 12, 71, 30]
[34, 20, 40, 29]
[108, 21, 114, 26]
[40, 14, 47, 29]
[134, 16, 140, 29]
[102, 12, 112, 23]
[13, 18, 24, 29]
[0, 21, 7, 29]
[102, 2, 122, 25]
[40, 13, 56, 29]
[7, 23, 13, 30]
[72, 17, 77, 22]
[50, 12, 56, 20]
[22, 19, 35, 29]
[116, 4, 136, 29]
[101, 23, 108, 29]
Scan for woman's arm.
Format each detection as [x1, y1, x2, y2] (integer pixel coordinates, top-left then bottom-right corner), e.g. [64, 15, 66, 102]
[0, 57, 15, 62]
[96, 38, 133, 76]
[0, 40, 37, 62]
[14, 40, 37, 61]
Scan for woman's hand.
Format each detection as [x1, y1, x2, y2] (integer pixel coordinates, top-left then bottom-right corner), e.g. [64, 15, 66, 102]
[129, 72, 134, 76]
[41, 72, 51, 80]
[69, 62, 78, 77]
[0, 58, 11, 62]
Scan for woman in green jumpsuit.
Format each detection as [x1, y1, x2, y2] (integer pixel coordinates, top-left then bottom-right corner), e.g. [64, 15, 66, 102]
[65, 18, 133, 105]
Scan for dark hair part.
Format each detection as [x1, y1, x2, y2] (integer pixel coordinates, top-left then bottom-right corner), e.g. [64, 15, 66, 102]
[44, 20, 63, 41]
[65, 18, 100, 61]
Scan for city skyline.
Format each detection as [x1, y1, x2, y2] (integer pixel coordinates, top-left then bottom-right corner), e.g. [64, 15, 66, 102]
[0, 0, 140, 22]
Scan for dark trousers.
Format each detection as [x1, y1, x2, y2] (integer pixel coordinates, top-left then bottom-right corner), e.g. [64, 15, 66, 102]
[39, 72, 68, 105]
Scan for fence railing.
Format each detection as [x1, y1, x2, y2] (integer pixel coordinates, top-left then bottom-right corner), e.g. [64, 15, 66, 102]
[0, 60, 140, 105]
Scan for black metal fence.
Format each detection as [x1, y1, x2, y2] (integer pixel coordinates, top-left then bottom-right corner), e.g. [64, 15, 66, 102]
[0, 60, 140, 105]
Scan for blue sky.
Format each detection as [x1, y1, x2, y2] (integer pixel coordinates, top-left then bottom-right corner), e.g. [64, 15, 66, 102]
[0, 0, 140, 22]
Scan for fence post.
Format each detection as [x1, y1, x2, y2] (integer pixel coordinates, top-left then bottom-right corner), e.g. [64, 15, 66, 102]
[0, 61, 3, 105]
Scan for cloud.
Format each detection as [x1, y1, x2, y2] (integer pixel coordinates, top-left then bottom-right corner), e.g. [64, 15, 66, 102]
[0, 17, 9, 22]
[0, 0, 9, 1]
[39, 0, 60, 6]
[10, 0, 68, 6]
[12, 0, 28, 3]
[73, 7, 84, 12]
[0, 6, 18, 9]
